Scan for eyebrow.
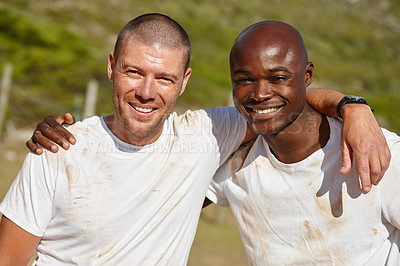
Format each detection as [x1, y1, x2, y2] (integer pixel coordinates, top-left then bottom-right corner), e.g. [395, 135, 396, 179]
[267, 66, 291, 73]
[232, 69, 251, 76]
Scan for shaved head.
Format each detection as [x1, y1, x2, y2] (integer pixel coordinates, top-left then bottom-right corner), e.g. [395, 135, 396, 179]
[114, 13, 191, 70]
[230, 21, 308, 67]
[229, 20, 315, 136]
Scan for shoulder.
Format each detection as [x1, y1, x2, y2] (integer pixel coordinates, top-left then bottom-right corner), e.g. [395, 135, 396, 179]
[62, 116, 111, 147]
[64, 116, 102, 137]
[381, 128, 400, 150]
[326, 117, 342, 134]
[54, 116, 108, 156]
[377, 128, 400, 187]
[172, 109, 208, 126]
[204, 106, 243, 121]
[171, 107, 244, 126]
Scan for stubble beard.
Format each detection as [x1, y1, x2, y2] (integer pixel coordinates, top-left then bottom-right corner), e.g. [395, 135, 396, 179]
[115, 96, 179, 140]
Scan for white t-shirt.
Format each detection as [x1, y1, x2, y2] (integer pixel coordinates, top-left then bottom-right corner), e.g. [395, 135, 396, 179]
[0, 107, 246, 265]
[207, 117, 400, 265]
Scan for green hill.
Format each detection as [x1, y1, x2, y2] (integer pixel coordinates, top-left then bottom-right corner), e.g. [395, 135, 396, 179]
[1, 0, 399, 132]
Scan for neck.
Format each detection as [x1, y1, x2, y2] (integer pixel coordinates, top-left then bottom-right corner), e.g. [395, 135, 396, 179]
[103, 114, 163, 146]
[263, 105, 330, 164]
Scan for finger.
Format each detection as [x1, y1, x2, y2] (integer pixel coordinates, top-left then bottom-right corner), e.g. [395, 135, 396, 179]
[384, 142, 392, 166]
[38, 122, 71, 149]
[63, 113, 76, 125]
[26, 139, 43, 155]
[32, 128, 59, 153]
[62, 113, 76, 144]
[50, 114, 76, 145]
[355, 154, 371, 193]
[376, 143, 391, 184]
[367, 148, 382, 186]
[340, 140, 352, 175]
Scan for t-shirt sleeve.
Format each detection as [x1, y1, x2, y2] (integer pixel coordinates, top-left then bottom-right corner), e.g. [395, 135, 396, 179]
[0, 151, 56, 237]
[205, 106, 247, 166]
[206, 139, 254, 207]
[379, 131, 400, 229]
[206, 157, 231, 207]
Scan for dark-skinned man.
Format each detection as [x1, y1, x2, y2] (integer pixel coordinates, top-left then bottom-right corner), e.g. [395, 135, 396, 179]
[207, 21, 399, 265]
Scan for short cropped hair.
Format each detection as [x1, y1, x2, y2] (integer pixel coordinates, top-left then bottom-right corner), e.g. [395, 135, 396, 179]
[114, 13, 191, 71]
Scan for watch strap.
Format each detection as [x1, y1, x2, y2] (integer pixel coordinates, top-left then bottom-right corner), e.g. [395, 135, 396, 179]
[336, 95, 369, 119]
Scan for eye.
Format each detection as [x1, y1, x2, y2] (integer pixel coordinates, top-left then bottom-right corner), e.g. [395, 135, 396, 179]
[158, 77, 174, 85]
[234, 77, 253, 85]
[161, 77, 173, 83]
[270, 76, 288, 84]
[127, 69, 140, 77]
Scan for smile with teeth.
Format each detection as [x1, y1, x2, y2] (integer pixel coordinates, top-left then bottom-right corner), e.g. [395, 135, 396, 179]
[252, 107, 278, 114]
[130, 103, 155, 113]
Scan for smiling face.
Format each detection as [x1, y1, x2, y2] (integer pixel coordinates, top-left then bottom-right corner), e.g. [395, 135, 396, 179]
[107, 38, 191, 145]
[230, 22, 313, 136]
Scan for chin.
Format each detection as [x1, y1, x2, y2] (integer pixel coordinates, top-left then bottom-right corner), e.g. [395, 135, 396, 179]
[126, 122, 159, 137]
[250, 124, 282, 136]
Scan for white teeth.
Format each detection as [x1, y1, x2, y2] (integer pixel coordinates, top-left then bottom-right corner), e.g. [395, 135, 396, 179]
[253, 107, 278, 114]
[133, 105, 153, 113]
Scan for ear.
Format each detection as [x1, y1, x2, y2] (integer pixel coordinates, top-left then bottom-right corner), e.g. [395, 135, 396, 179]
[107, 52, 115, 82]
[305, 62, 314, 87]
[179, 67, 192, 96]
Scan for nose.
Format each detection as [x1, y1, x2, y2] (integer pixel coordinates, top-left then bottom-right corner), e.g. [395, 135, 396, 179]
[250, 80, 273, 102]
[135, 77, 157, 102]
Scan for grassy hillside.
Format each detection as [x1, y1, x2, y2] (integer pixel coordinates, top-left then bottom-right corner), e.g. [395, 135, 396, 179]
[0, 0, 399, 132]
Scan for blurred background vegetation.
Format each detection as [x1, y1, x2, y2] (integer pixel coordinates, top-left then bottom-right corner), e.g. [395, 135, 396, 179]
[0, 0, 399, 265]
[0, 0, 399, 133]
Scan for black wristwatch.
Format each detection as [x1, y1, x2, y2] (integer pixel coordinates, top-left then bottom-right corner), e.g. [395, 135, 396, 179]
[336, 95, 371, 119]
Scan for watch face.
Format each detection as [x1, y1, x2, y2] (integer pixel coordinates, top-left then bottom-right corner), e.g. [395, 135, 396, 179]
[348, 95, 367, 104]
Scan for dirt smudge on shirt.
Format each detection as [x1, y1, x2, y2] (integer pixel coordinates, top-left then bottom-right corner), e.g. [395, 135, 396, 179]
[66, 164, 80, 186]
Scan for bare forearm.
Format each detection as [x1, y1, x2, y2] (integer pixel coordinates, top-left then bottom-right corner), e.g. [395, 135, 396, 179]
[306, 88, 390, 192]
[306, 88, 345, 118]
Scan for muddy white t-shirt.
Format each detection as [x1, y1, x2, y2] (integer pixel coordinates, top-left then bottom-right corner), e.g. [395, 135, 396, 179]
[0, 107, 246, 265]
[207, 117, 400, 265]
